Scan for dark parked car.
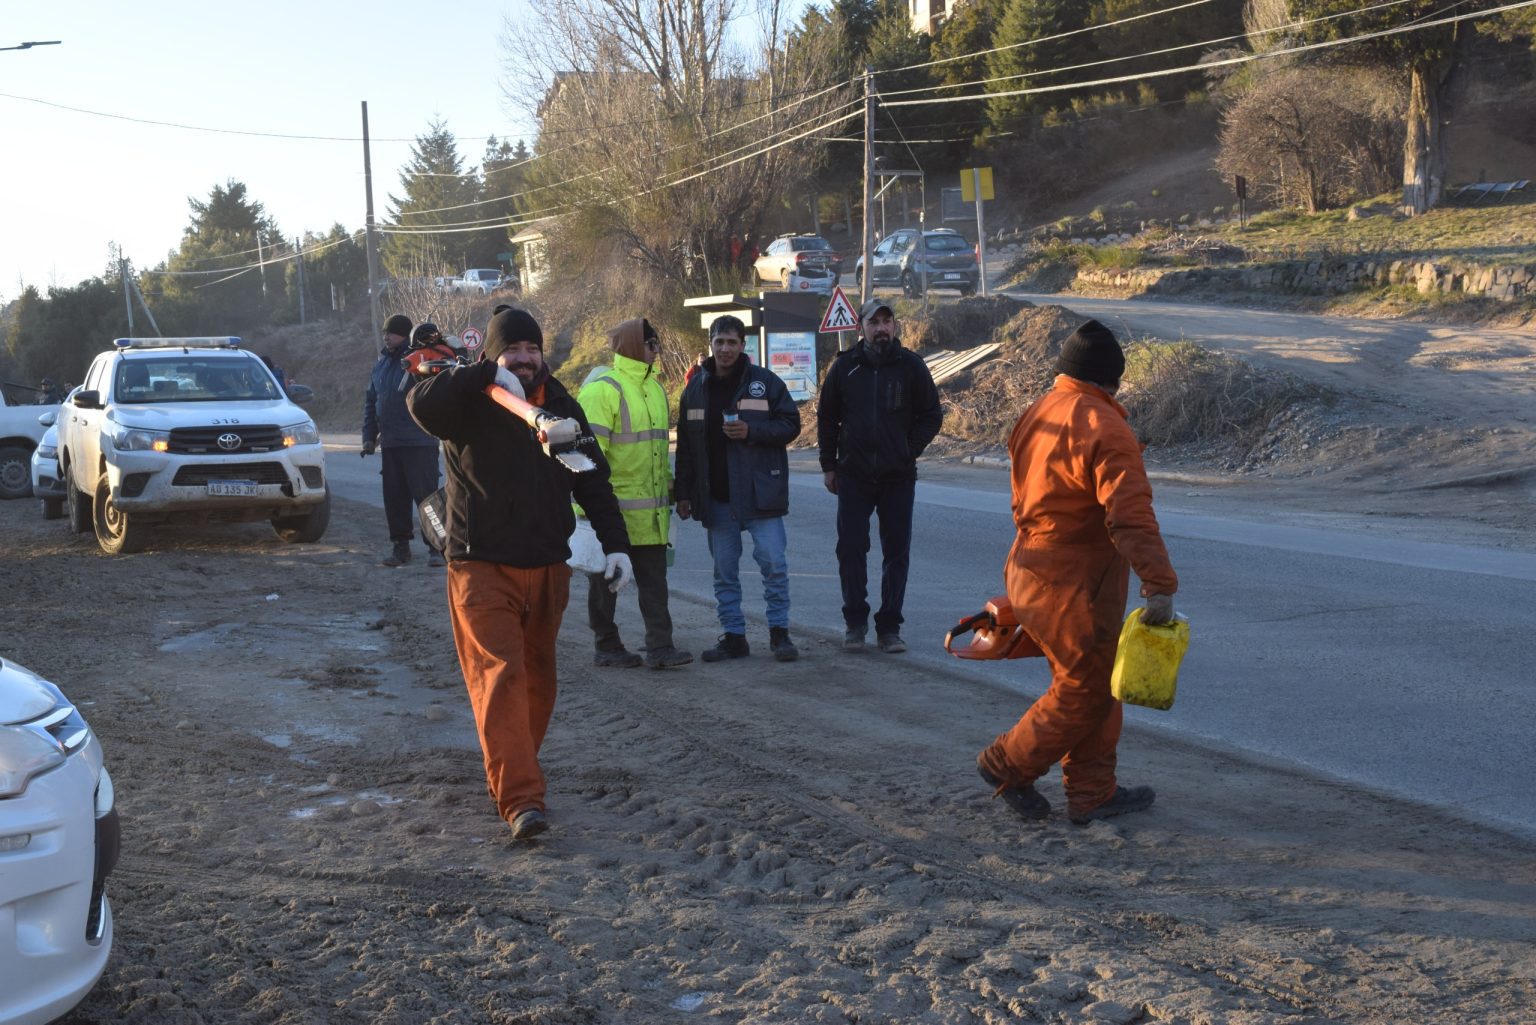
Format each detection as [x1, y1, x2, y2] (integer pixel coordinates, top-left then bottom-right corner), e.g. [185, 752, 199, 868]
[854, 228, 978, 297]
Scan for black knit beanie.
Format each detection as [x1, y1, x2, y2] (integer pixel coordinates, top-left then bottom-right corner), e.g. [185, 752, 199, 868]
[482, 309, 544, 362]
[383, 313, 412, 338]
[1055, 319, 1124, 386]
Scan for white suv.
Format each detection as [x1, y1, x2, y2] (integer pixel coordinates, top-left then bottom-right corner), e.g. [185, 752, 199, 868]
[57, 338, 329, 555]
[0, 656, 119, 1025]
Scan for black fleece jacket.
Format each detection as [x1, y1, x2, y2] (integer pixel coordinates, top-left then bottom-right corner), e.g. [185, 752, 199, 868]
[816, 339, 943, 482]
[406, 359, 630, 567]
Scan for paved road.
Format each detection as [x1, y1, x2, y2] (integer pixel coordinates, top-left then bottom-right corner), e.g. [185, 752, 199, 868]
[324, 438, 1536, 838]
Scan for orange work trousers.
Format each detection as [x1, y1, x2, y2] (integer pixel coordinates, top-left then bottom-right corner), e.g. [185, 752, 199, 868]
[980, 542, 1129, 819]
[446, 559, 572, 822]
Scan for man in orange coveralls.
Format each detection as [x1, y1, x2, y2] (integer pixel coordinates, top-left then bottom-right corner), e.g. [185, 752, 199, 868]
[408, 309, 634, 841]
[976, 319, 1179, 826]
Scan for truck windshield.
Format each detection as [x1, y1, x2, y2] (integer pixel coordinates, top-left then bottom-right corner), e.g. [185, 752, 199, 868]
[114, 357, 282, 403]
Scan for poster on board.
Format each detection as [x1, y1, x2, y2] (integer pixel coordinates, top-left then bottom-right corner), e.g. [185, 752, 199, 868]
[766, 331, 817, 402]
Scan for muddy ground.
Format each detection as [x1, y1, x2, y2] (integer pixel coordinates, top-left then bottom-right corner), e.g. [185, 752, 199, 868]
[4, 474, 1533, 1024]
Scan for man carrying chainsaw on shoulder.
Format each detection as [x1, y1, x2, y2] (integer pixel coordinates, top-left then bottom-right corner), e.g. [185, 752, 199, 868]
[407, 308, 633, 843]
[976, 319, 1179, 827]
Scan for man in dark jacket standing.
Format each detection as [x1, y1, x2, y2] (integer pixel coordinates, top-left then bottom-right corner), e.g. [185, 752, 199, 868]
[362, 313, 443, 567]
[675, 315, 802, 662]
[407, 308, 633, 841]
[816, 299, 943, 654]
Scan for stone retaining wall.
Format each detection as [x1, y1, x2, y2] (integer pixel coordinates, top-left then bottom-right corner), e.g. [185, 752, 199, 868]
[1076, 258, 1536, 301]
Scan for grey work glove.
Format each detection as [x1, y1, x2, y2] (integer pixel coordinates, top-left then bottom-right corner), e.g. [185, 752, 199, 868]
[360, 442, 376, 457]
[1141, 593, 1175, 626]
[493, 364, 526, 400]
[603, 552, 633, 593]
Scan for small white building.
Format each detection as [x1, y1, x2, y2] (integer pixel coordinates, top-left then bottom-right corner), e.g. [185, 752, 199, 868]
[510, 221, 553, 294]
[910, 0, 954, 35]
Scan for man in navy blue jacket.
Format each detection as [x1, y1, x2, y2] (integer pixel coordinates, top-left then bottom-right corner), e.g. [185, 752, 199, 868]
[362, 313, 443, 567]
[675, 315, 802, 663]
[815, 299, 943, 655]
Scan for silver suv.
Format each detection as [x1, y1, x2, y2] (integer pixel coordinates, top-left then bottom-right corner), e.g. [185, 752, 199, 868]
[752, 235, 843, 289]
[56, 338, 329, 554]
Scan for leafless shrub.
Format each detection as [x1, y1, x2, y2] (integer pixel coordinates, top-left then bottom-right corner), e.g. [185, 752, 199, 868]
[1217, 65, 1405, 212]
[1120, 339, 1318, 450]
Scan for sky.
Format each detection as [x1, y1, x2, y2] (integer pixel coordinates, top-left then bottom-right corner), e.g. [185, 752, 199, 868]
[0, 2, 560, 303]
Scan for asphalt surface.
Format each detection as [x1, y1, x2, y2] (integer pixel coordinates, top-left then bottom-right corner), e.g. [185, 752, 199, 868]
[325, 439, 1536, 838]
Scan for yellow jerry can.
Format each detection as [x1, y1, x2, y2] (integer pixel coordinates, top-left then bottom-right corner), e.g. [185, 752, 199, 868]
[1109, 608, 1190, 711]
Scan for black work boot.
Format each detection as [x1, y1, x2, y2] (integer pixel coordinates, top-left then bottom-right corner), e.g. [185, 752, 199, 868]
[701, 633, 750, 662]
[1069, 785, 1156, 825]
[977, 763, 1051, 821]
[769, 627, 799, 662]
[382, 541, 412, 567]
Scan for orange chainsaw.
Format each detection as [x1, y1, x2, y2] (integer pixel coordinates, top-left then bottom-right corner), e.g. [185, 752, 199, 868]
[405, 353, 598, 473]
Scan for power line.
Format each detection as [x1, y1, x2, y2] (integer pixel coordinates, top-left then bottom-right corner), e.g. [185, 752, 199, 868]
[877, 0, 1422, 100]
[875, 0, 1218, 77]
[883, 0, 1536, 108]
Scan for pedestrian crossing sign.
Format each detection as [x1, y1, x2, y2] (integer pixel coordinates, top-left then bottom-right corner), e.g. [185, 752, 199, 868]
[820, 286, 859, 333]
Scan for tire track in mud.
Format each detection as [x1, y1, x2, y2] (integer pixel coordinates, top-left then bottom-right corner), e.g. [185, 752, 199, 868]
[568, 661, 1535, 1024]
[570, 674, 1342, 1022]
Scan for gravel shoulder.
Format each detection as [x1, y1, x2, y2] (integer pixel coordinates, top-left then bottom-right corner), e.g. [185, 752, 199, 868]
[5, 490, 1533, 1025]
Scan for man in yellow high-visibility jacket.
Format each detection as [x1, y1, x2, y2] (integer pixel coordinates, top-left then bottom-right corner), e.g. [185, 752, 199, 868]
[577, 318, 693, 670]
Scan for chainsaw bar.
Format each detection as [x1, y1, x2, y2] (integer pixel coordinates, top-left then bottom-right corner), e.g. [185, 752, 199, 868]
[552, 450, 597, 473]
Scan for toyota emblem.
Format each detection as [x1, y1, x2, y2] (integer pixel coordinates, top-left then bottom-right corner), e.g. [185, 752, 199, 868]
[217, 433, 242, 451]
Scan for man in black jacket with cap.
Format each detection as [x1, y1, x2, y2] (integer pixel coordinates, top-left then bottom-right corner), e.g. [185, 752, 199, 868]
[816, 298, 943, 655]
[407, 308, 633, 842]
[363, 313, 443, 567]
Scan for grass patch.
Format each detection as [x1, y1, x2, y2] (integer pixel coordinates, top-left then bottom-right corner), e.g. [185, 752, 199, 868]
[1207, 191, 1536, 267]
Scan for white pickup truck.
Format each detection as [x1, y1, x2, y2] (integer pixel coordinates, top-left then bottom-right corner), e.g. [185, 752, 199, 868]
[454, 268, 506, 295]
[0, 389, 58, 500]
[56, 337, 328, 554]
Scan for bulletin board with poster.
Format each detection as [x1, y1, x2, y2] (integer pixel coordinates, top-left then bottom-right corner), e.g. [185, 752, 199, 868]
[765, 331, 817, 401]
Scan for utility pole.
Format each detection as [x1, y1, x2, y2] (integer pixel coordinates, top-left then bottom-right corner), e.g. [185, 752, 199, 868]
[118, 251, 134, 334]
[861, 66, 875, 311]
[255, 229, 268, 299]
[362, 100, 381, 339]
[295, 236, 306, 324]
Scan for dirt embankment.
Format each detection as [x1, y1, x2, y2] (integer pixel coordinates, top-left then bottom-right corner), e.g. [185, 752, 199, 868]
[5, 487, 1535, 1025]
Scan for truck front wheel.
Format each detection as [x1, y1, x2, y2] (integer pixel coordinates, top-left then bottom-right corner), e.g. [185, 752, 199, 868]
[0, 445, 32, 500]
[94, 474, 150, 554]
[272, 488, 331, 544]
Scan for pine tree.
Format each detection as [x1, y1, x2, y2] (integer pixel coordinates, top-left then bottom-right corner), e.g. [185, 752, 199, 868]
[152, 180, 287, 332]
[985, 0, 1086, 134]
[382, 120, 492, 279]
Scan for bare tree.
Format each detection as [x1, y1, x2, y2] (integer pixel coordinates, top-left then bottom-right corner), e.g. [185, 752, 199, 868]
[500, 0, 847, 288]
[1217, 65, 1405, 212]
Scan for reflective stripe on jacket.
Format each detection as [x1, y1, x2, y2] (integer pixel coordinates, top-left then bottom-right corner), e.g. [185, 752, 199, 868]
[577, 353, 673, 545]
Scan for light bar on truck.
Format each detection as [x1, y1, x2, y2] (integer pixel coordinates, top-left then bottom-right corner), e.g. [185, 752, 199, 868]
[113, 337, 242, 350]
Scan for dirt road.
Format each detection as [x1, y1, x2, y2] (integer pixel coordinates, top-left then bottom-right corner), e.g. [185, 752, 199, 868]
[6, 494, 1532, 1025]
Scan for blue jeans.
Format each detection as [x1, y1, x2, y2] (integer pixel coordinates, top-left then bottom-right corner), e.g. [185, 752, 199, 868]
[705, 500, 790, 633]
[834, 474, 915, 635]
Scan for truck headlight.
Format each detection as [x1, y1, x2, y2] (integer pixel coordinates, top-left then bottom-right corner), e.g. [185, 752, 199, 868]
[36, 442, 58, 459]
[0, 725, 66, 799]
[282, 421, 320, 447]
[109, 423, 170, 452]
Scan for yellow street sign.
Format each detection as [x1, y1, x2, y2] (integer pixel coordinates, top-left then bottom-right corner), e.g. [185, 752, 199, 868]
[960, 167, 994, 203]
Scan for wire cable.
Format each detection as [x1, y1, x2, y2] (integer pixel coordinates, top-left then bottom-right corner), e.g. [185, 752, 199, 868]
[883, 0, 1536, 107]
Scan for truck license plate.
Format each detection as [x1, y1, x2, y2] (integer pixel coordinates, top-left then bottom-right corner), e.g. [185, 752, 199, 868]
[207, 482, 261, 496]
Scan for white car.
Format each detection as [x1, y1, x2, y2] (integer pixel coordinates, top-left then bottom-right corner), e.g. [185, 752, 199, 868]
[29, 420, 64, 520]
[0, 657, 119, 1025]
[56, 337, 329, 555]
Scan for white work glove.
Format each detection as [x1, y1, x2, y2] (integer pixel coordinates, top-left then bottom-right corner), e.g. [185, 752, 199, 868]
[493, 364, 526, 400]
[603, 552, 633, 594]
[536, 414, 581, 446]
[1141, 593, 1175, 626]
